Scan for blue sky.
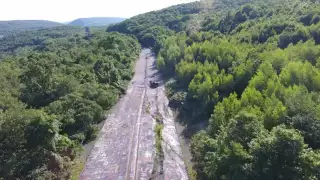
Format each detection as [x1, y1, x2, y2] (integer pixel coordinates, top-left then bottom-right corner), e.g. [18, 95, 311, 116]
[0, 0, 198, 22]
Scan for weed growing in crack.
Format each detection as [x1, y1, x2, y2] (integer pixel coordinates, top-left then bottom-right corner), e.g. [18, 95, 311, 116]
[150, 111, 165, 179]
[155, 124, 163, 153]
[145, 103, 151, 114]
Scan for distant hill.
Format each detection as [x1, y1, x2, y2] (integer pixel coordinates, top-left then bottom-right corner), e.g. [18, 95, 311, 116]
[0, 26, 83, 53]
[68, 17, 126, 27]
[0, 20, 63, 36]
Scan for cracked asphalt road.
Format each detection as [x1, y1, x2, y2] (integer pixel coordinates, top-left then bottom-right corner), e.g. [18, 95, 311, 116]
[80, 49, 188, 180]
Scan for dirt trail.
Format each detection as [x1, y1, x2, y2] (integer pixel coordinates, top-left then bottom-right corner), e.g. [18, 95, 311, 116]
[80, 49, 187, 180]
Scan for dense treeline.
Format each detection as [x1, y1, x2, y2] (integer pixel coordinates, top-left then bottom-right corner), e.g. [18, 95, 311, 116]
[0, 28, 140, 179]
[0, 20, 63, 37]
[107, 2, 201, 48]
[0, 26, 83, 55]
[109, 0, 320, 179]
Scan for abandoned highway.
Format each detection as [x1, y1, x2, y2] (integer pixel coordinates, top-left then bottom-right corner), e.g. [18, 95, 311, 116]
[79, 49, 188, 180]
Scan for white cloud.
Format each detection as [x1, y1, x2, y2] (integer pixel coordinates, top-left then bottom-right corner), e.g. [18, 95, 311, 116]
[0, 0, 198, 22]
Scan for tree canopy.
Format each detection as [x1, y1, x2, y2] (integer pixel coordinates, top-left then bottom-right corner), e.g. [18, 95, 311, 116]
[0, 27, 140, 179]
[0, 20, 63, 37]
[108, 0, 320, 179]
[2, 0, 320, 179]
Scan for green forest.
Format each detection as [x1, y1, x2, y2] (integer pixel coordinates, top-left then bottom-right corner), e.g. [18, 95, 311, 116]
[2, 0, 320, 179]
[0, 20, 63, 37]
[0, 27, 140, 179]
[109, 0, 320, 179]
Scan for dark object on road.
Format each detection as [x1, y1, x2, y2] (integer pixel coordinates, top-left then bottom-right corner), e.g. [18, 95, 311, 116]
[149, 81, 159, 88]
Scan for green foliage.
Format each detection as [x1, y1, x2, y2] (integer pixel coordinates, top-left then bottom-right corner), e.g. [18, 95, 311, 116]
[111, 0, 320, 179]
[0, 27, 140, 179]
[46, 94, 103, 142]
[107, 2, 201, 47]
[0, 20, 63, 36]
[155, 124, 164, 153]
[250, 126, 320, 180]
[3, 0, 320, 179]
[0, 26, 83, 54]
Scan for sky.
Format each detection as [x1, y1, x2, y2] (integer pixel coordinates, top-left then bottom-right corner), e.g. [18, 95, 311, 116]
[0, 0, 198, 22]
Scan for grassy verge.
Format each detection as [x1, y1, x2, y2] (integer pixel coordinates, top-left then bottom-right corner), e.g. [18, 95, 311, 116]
[70, 158, 85, 180]
[187, 164, 197, 180]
